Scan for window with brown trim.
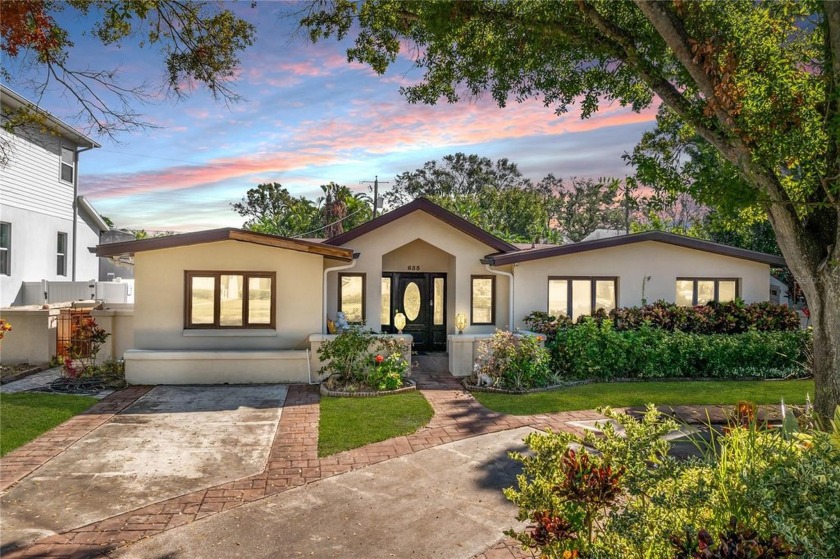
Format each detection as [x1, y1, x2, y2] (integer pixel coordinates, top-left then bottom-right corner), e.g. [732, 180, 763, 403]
[339, 273, 365, 323]
[185, 271, 276, 329]
[548, 277, 617, 321]
[676, 278, 739, 306]
[471, 275, 495, 325]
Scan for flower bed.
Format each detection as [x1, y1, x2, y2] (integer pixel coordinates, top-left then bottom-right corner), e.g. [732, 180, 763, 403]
[319, 379, 417, 398]
[317, 327, 412, 393]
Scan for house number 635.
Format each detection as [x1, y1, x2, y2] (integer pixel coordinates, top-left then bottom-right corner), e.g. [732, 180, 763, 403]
[407, 265, 420, 271]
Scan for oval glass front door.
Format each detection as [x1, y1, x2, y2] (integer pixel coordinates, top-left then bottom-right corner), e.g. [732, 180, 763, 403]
[403, 282, 421, 321]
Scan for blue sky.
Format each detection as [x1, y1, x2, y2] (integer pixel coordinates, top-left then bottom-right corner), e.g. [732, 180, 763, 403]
[6, 2, 658, 232]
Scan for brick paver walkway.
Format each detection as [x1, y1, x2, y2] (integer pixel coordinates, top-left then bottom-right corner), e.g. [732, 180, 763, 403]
[1, 371, 602, 559]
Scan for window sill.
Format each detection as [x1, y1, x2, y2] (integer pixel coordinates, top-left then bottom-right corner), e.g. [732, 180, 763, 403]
[182, 329, 278, 337]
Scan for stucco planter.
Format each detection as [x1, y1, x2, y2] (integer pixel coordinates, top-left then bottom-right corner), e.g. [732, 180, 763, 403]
[462, 379, 591, 394]
[319, 379, 417, 398]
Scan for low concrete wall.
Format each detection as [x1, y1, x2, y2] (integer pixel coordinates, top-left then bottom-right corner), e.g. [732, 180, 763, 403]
[90, 305, 134, 361]
[447, 331, 545, 377]
[124, 349, 312, 385]
[308, 333, 413, 381]
[0, 307, 58, 365]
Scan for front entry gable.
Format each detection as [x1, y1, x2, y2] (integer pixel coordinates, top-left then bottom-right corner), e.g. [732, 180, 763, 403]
[323, 198, 519, 254]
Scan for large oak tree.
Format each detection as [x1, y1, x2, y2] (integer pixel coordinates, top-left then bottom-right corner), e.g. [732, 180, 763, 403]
[301, 0, 840, 416]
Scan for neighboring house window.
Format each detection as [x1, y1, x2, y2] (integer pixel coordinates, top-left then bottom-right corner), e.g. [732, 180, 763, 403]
[471, 275, 495, 325]
[0, 222, 10, 276]
[675, 278, 739, 306]
[60, 146, 75, 183]
[56, 232, 67, 276]
[548, 277, 617, 321]
[339, 273, 365, 323]
[185, 271, 275, 328]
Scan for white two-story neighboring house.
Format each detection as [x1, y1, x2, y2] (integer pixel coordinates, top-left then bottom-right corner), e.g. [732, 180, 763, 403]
[0, 84, 107, 307]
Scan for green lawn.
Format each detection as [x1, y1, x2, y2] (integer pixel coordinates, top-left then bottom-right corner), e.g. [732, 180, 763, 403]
[472, 379, 815, 416]
[319, 391, 434, 457]
[0, 393, 97, 456]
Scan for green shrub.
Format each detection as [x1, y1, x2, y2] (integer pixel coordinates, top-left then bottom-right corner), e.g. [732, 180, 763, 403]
[526, 301, 800, 341]
[472, 330, 554, 390]
[317, 327, 410, 391]
[548, 319, 810, 381]
[504, 406, 840, 559]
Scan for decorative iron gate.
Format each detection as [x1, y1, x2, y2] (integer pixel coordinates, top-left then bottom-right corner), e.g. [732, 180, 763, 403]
[56, 307, 93, 359]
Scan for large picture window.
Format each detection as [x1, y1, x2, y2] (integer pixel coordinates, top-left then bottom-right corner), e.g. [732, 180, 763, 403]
[471, 275, 495, 325]
[339, 273, 365, 323]
[548, 277, 617, 321]
[676, 278, 739, 306]
[185, 271, 275, 329]
[0, 222, 10, 276]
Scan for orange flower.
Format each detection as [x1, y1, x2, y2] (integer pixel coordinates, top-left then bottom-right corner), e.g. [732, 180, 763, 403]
[375, 354, 384, 364]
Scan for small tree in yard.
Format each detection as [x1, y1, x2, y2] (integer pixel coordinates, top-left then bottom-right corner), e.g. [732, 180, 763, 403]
[299, 1, 840, 417]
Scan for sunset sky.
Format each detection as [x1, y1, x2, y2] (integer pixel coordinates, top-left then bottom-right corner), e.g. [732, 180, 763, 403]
[6, 2, 658, 232]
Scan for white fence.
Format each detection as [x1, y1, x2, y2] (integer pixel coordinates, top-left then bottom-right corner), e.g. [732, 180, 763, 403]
[17, 280, 134, 306]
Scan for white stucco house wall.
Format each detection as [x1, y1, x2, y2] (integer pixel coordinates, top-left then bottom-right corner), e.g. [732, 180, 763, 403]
[97, 198, 787, 384]
[0, 85, 108, 307]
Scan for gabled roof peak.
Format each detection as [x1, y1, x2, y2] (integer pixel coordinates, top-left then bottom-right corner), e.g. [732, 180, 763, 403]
[324, 197, 519, 253]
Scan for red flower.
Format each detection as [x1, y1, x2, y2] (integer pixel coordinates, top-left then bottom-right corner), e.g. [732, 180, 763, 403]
[803, 307, 810, 318]
[375, 354, 384, 364]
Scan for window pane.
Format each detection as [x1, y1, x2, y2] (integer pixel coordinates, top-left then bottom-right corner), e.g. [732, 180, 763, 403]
[191, 276, 215, 324]
[1, 223, 10, 275]
[472, 277, 493, 323]
[696, 280, 715, 305]
[219, 274, 243, 326]
[548, 279, 568, 318]
[340, 275, 363, 323]
[675, 280, 694, 306]
[571, 280, 592, 321]
[433, 277, 444, 325]
[381, 277, 391, 326]
[61, 148, 74, 183]
[0, 250, 8, 275]
[0, 223, 10, 248]
[248, 277, 272, 324]
[57, 233, 66, 253]
[595, 280, 616, 313]
[403, 281, 421, 321]
[718, 280, 737, 302]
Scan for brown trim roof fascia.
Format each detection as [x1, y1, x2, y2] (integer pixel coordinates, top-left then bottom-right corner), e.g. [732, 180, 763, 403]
[484, 231, 787, 267]
[323, 197, 520, 253]
[96, 228, 354, 261]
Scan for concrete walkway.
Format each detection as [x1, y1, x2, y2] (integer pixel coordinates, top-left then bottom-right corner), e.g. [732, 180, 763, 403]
[1, 385, 287, 552]
[1, 368, 603, 559]
[114, 428, 535, 559]
[0, 367, 63, 393]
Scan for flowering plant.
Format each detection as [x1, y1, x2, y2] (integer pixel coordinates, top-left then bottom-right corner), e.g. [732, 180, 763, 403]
[0, 318, 11, 340]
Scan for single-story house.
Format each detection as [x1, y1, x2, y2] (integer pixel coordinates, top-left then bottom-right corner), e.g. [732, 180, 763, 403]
[96, 198, 786, 384]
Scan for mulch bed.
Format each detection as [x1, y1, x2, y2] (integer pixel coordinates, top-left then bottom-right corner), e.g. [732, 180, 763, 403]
[320, 379, 417, 398]
[0, 364, 47, 384]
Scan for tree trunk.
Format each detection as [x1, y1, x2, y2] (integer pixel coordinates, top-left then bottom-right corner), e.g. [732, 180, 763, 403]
[803, 269, 840, 419]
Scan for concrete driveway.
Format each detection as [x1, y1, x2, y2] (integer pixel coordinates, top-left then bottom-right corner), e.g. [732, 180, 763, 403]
[1, 385, 287, 551]
[113, 427, 533, 559]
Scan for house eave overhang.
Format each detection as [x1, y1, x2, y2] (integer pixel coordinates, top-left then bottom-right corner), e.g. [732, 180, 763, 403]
[77, 196, 110, 232]
[483, 231, 787, 267]
[96, 228, 355, 262]
[1, 84, 101, 149]
[323, 197, 520, 253]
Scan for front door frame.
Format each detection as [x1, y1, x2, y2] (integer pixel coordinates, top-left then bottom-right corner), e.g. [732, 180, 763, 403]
[382, 272, 447, 352]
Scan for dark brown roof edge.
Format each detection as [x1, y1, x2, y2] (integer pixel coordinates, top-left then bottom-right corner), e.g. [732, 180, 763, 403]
[324, 197, 520, 253]
[96, 228, 354, 261]
[484, 231, 787, 267]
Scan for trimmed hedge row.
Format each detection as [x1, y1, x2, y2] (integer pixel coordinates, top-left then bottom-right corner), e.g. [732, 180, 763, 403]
[525, 300, 800, 337]
[548, 319, 811, 381]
